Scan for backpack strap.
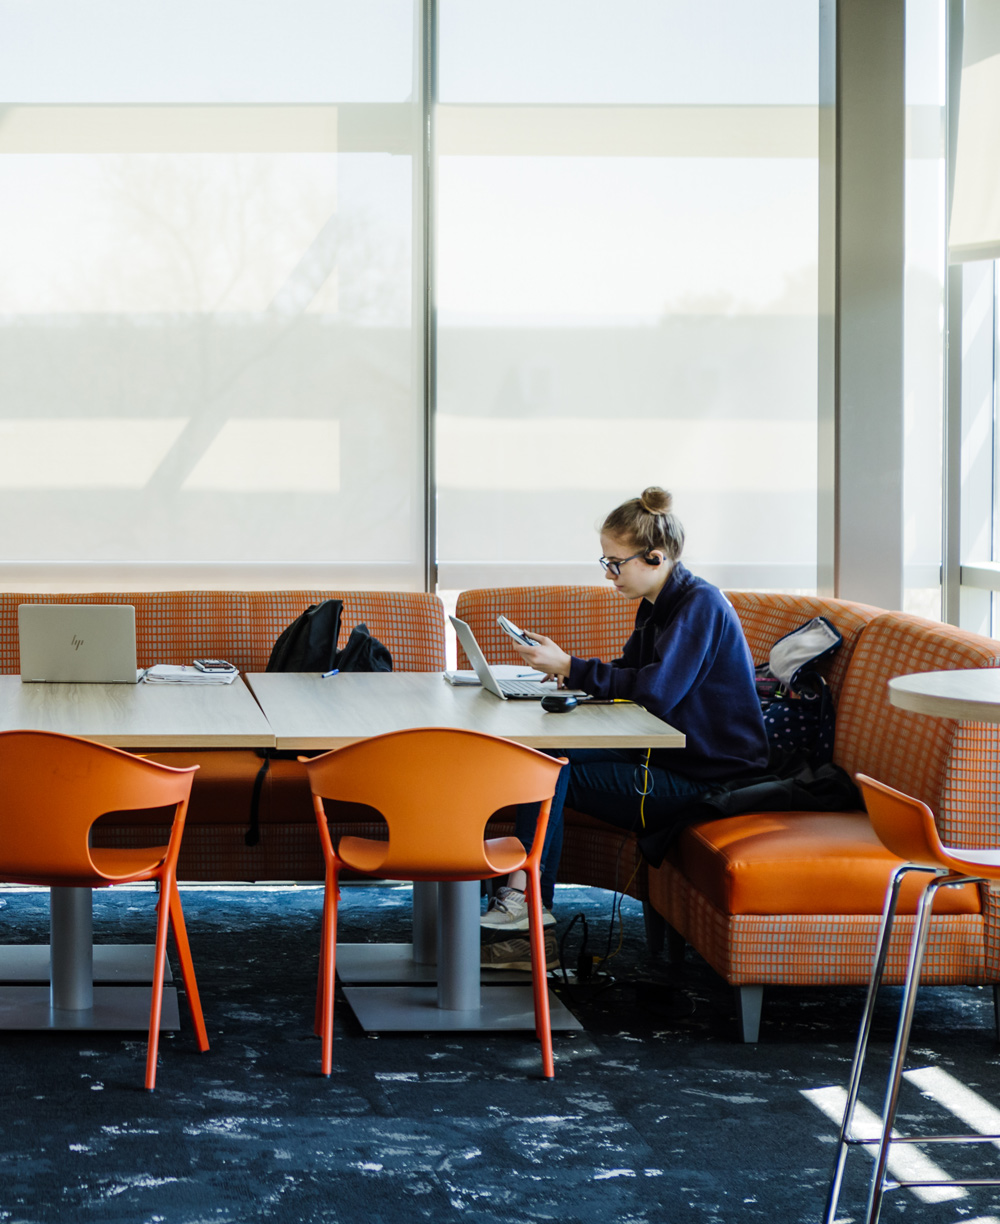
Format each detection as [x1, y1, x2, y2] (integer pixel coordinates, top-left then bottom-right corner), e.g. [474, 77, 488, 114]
[246, 751, 270, 847]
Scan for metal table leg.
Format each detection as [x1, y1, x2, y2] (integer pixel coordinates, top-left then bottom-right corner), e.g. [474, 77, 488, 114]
[0, 886, 178, 1031]
[343, 880, 581, 1032]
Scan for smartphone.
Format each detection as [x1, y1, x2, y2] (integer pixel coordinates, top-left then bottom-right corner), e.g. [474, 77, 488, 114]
[497, 615, 536, 648]
[193, 658, 237, 673]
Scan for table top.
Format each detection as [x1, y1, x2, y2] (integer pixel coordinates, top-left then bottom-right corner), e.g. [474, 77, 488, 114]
[246, 671, 686, 751]
[888, 669, 1000, 723]
[0, 675, 275, 748]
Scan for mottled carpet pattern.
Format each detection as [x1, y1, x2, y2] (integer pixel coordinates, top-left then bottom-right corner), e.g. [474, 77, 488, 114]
[1, 882, 1000, 1224]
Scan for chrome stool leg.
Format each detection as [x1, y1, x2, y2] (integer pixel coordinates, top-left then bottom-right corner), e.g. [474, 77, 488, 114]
[865, 875, 948, 1223]
[840, 776, 1000, 1219]
[827, 869, 1000, 1224]
[823, 863, 937, 1224]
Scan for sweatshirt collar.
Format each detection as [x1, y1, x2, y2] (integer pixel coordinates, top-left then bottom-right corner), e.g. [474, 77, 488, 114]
[637, 561, 693, 623]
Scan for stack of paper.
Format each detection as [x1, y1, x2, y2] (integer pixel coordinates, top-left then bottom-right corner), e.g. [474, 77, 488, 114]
[143, 664, 238, 685]
[444, 666, 546, 687]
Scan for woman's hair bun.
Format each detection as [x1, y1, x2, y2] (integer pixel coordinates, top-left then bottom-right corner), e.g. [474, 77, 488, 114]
[639, 486, 672, 515]
[601, 485, 684, 560]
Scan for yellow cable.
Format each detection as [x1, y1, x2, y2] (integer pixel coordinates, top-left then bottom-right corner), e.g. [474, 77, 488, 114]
[638, 746, 652, 828]
[594, 748, 654, 969]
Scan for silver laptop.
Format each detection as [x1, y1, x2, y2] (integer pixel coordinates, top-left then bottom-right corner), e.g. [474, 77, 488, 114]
[450, 615, 584, 700]
[18, 604, 144, 684]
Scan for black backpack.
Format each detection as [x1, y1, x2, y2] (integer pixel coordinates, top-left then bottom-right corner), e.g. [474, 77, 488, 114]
[265, 600, 343, 672]
[248, 603, 393, 845]
[333, 623, 392, 674]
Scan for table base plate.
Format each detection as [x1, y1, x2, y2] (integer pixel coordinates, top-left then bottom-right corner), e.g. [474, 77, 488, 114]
[342, 984, 582, 1032]
[0, 944, 172, 984]
[336, 942, 536, 985]
[0, 985, 180, 1030]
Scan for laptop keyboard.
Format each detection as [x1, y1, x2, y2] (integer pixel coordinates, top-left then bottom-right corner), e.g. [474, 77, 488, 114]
[499, 680, 553, 697]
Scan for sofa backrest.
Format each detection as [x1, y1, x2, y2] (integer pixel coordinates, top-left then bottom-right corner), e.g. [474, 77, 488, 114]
[724, 592, 880, 707]
[455, 586, 879, 711]
[0, 591, 447, 675]
[835, 612, 1000, 846]
[455, 585, 634, 667]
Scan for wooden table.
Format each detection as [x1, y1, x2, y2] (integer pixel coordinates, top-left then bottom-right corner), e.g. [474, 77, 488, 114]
[246, 671, 684, 1034]
[247, 670, 685, 751]
[889, 668, 1000, 723]
[0, 673, 274, 748]
[0, 675, 274, 1031]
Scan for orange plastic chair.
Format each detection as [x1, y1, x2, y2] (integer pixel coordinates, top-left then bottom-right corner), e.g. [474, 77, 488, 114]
[0, 730, 209, 1090]
[303, 726, 567, 1078]
[825, 773, 1000, 1223]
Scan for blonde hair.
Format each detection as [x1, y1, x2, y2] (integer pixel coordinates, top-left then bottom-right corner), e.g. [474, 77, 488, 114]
[602, 487, 685, 561]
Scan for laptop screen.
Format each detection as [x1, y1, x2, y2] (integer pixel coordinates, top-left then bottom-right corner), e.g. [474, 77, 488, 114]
[18, 604, 141, 683]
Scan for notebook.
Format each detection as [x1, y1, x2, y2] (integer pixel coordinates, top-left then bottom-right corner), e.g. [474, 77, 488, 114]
[18, 604, 145, 684]
[449, 615, 584, 701]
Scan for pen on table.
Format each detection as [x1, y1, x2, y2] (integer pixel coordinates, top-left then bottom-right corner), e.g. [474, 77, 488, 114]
[321, 668, 340, 679]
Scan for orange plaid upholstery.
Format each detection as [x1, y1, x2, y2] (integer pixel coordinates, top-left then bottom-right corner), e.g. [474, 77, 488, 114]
[652, 609, 1000, 1009]
[648, 864, 987, 987]
[834, 613, 1000, 832]
[0, 590, 446, 675]
[455, 585, 635, 669]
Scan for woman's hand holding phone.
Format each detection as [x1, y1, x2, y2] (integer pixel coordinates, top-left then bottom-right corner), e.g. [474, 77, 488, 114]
[509, 632, 572, 679]
[495, 614, 571, 677]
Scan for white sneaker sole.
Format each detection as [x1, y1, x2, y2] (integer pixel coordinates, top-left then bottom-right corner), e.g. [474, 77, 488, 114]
[480, 908, 556, 932]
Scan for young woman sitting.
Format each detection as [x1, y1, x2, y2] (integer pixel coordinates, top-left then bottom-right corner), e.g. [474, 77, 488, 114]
[481, 485, 769, 933]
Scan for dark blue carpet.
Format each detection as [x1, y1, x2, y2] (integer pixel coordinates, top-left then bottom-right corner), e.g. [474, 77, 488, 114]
[1, 883, 999, 1223]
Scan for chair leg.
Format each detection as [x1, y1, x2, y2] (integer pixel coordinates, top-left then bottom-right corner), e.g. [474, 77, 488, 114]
[145, 870, 175, 1091]
[315, 886, 329, 1037]
[734, 985, 763, 1043]
[318, 867, 339, 1077]
[642, 902, 685, 962]
[823, 864, 921, 1224]
[865, 878, 947, 1224]
[525, 867, 554, 1078]
[642, 901, 666, 956]
[167, 880, 209, 1052]
[664, 925, 686, 965]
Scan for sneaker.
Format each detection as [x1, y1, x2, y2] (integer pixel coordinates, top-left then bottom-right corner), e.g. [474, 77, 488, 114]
[481, 931, 559, 972]
[480, 886, 555, 931]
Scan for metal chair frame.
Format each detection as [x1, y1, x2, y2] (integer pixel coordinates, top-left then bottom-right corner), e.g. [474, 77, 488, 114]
[825, 814, 1000, 1222]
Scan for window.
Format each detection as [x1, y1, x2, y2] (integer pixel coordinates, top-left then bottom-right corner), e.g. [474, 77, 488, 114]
[0, 0, 424, 588]
[435, 0, 820, 591]
[2, 1, 826, 596]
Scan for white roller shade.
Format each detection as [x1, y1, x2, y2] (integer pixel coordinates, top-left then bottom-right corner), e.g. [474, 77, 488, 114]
[949, 0, 1000, 263]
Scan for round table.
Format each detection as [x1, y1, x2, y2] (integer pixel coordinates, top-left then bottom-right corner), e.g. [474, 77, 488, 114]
[888, 668, 1000, 722]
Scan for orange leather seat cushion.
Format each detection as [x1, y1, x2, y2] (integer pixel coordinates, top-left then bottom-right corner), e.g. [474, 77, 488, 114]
[677, 809, 982, 916]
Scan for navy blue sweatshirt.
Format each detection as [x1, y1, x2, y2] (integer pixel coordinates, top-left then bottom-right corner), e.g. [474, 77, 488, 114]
[567, 563, 769, 782]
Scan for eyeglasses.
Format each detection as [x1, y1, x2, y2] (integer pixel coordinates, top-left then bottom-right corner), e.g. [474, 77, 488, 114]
[598, 550, 646, 577]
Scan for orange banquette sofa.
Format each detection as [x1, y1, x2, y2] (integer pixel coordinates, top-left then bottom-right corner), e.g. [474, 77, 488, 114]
[0, 591, 446, 882]
[456, 586, 1000, 1042]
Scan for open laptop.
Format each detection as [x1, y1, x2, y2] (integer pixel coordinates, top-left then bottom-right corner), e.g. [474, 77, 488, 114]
[450, 615, 585, 700]
[18, 604, 145, 684]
